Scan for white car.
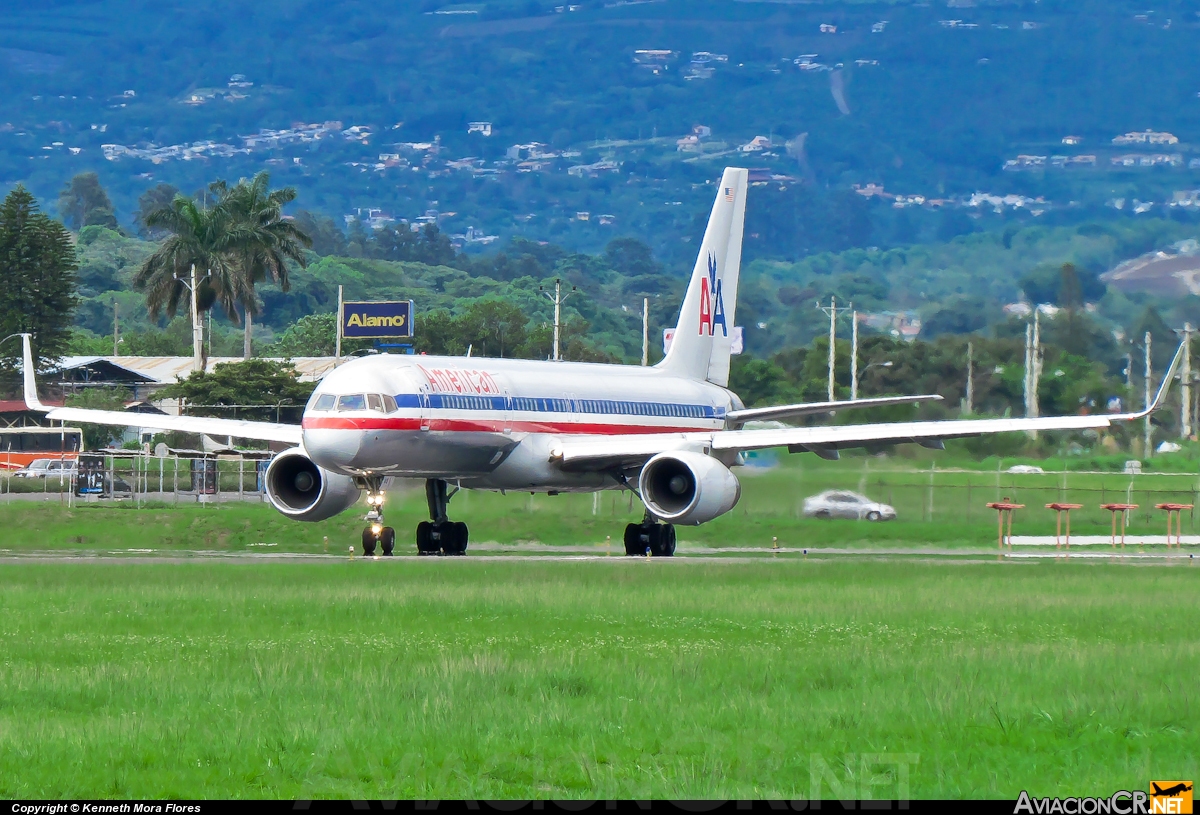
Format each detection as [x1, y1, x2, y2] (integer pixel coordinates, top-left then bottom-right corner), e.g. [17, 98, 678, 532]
[1007, 464, 1044, 474]
[803, 490, 897, 521]
[12, 459, 78, 479]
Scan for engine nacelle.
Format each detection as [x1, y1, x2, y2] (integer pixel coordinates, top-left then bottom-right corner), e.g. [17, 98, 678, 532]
[264, 448, 360, 522]
[639, 450, 741, 525]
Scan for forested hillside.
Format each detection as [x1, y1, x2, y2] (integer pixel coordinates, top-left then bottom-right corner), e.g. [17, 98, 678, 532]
[68, 214, 1195, 362]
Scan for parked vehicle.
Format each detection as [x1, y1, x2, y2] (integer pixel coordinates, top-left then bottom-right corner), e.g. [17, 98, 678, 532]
[1007, 464, 1044, 474]
[12, 458, 78, 479]
[803, 490, 897, 521]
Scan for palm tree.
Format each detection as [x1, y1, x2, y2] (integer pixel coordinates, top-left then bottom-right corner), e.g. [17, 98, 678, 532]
[218, 172, 312, 358]
[133, 195, 248, 369]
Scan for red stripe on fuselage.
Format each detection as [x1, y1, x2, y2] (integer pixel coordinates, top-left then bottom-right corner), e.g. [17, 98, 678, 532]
[301, 416, 711, 435]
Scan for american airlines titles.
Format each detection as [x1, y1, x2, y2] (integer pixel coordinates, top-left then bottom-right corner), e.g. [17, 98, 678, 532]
[418, 364, 501, 395]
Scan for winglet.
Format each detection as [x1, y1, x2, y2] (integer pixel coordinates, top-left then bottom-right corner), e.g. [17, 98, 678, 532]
[1124, 339, 1185, 420]
[20, 333, 48, 411]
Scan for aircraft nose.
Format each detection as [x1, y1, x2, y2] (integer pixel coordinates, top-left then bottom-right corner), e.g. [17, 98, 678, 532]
[302, 428, 363, 472]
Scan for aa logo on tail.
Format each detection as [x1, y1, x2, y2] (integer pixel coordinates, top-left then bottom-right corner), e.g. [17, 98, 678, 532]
[698, 252, 727, 336]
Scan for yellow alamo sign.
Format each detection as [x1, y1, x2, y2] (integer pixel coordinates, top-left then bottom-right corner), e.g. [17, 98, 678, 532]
[346, 313, 406, 328]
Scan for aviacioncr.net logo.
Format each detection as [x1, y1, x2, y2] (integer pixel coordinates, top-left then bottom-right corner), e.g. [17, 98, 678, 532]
[1015, 790, 1150, 814]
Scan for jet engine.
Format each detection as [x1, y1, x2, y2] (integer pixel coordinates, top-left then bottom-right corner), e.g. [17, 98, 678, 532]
[638, 450, 741, 525]
[264, 448, 360, 522]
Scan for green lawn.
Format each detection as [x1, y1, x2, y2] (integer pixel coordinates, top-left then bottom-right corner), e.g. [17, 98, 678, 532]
[0, 560, 1195, 798]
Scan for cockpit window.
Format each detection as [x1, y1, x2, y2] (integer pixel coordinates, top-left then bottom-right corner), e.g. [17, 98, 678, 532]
[367, 394, 384, 412]
[313, 394, 336, 411]
[382, 394, 397, 413]
[337, 394, 367, 411]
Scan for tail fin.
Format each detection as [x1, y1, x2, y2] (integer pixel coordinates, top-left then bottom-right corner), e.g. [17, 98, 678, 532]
[657, 167, 748, 386]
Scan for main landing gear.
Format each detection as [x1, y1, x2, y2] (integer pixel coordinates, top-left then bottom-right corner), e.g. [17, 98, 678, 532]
[360, 477, 396, 557]
[416, 478, 468, 556]
[624, 511, 676, 557]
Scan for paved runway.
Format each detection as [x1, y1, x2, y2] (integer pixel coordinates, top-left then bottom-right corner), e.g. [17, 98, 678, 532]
[0, 545, 1194, 565]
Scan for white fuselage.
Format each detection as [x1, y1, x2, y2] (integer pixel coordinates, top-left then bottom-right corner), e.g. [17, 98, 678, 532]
[300, 354, 743, 491]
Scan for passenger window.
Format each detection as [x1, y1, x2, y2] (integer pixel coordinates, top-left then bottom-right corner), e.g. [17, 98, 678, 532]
[314, 394, 336, 411]
[382, 394, 397, 413]
[338, 394, 366, 411]
[367, 394, 384, 412]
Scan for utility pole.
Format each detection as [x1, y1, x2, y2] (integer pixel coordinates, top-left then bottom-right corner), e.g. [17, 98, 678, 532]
[112, 300, 119, 357]
[850, 308, 859, 401]
[1023, 323, 1033, 418]
[541, 279, 576, 361]
[335, 284, 344, 362]
[641, 297, 649, 367]
[1181, 323, 1193, 439]
[1145, 331, 1153, 456]
[175, 263, 205, 373]
[1031, 310, 1041, 419]
[816, 297, 848, 402]
[965, 341, 974, 415]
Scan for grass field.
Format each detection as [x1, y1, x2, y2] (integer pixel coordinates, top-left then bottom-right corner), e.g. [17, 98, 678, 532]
[0, 560, 1195, 798]
[2, 453, 1200, 554]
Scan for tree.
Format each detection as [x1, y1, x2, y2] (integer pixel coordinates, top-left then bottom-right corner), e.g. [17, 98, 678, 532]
[215, 172, 312, 358]
[133, 194, 245, 369]
[269, 313, 338, 357]
[293, 210, 347, 256]
[0, 186, 79, 375]
[157, 359, 315, 423]
[604, 237, 661, 278]
[58, 172, 118, 231]
[134, 183, 180, 239]
[457, 299, 528, 358]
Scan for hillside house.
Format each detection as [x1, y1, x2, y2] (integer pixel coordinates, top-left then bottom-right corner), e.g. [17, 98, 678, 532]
[739, 136, 771, 152]
[567, 159, 619, 178]
[820, 24, 837, 33]
[1113, 130, 1178, 146]
[467, 122, 493, 136]
[1061, 135, 1082, 145]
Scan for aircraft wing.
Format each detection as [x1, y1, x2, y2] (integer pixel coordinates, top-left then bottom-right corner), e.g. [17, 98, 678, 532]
[554, 343, 1184, 471]
[725, 393, 942, 424]
[19, 334, 303, 446]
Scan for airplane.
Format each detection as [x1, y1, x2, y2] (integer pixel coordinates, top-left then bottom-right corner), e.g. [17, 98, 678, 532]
[1152, 783, 1192, 798]
[16, 167, 1184, 557]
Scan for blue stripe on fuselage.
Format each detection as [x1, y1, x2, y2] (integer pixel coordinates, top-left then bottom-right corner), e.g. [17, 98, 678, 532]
[393, 393, 725, 419]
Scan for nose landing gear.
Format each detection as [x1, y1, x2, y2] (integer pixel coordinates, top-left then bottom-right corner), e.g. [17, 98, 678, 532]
[360, 477, 395, 556]
[417, 479, 468, 556]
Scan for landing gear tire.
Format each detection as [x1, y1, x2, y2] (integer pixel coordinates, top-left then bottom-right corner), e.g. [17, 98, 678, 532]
[441, 521, 468, 556]
[416, 521, 438, 555]
[656, 524, 677, 557]
[623, 523, 643, 556]
[453, 521, 469, 555]
[381, 526, 396, 556]
[362, 527, 378, 556]
[623, 521, 675, 556]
